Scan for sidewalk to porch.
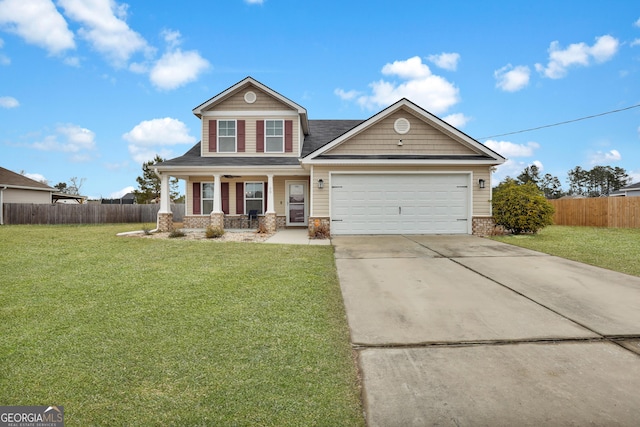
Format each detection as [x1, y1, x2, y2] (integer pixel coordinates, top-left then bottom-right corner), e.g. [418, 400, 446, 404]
[264, 228, 331, 245]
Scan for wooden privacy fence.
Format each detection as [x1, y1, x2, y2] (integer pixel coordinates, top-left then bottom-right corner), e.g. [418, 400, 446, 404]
[549, 198, 640, 228]
[2, 203, 184, 225]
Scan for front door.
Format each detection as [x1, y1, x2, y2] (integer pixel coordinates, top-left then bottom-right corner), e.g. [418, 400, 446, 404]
[286, 181, 307, 226]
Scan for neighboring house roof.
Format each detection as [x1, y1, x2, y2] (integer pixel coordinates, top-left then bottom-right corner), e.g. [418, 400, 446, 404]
[192, 76, 310, 135]
[0, 166, 54, 192]
[610, 181, 640, 197]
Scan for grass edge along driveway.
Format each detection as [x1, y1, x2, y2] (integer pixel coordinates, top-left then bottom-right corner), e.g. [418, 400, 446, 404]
[0, 225, 364, 426]
[491, 225, 640, 277]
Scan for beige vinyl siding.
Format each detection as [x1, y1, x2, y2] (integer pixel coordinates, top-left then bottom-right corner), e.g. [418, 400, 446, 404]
[311, 165, 493, 217]
[326, 109, 478, 156]
[204, 84, 296, 112]
[202, 117, 301, 156]
[4, 188, 52, 204]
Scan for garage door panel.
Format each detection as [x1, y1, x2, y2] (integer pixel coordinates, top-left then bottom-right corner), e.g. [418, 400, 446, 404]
[331, 174, 469, 235]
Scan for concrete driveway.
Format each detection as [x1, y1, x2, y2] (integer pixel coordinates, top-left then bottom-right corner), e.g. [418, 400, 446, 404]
[333, 235, 640, 426]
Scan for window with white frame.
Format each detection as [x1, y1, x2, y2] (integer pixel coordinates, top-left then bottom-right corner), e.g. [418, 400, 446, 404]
[265, 120, 284, 153]
[202, 182, 214, 214]
[245, 182, 264, 214]
[218, 120, 236, 152]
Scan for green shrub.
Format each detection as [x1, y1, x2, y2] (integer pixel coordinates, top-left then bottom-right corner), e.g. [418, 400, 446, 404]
[492, 181, 555, 234]
[205, 225, 225, 239]
[168, 229, 186, 238]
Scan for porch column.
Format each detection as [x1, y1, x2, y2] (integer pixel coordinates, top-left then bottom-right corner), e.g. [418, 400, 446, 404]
[210, 174, 224, 229]
[156, 171, 173, 232]
[266, 174, 275, 213]
[213, 174, 222, 213]
[265, 174, 276, 232]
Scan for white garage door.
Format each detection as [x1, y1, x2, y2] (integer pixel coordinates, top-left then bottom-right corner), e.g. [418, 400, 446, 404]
[331, 174, 469, 235]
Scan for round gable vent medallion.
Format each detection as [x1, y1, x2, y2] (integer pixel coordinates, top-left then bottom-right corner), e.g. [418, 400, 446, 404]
[394, 117, 411, 134]
[244, 91, 257, 104]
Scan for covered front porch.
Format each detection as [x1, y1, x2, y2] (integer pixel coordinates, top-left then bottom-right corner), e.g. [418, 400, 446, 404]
[156, 170, 312, 233]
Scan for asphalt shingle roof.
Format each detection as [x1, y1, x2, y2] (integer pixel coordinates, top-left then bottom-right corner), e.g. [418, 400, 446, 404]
[0, 166, 54, 190]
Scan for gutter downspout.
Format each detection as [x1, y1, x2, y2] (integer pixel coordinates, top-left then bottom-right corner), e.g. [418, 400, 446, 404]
[0, 186, 6, 225]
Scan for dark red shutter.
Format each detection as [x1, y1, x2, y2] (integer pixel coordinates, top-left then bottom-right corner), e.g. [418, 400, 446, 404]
[256, 120, 264, 153]
[285, 120, 293, 152]
[237, 120, 245, 152]
[236, 182, 244, 214]
[264, 181, 268, 213]
[221, 182, 229, 214]
[193, 182, 201, 214]
[208, 120, 217, 152]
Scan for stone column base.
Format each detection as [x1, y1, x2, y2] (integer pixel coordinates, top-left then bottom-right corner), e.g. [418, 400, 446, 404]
[157, 212, 174, 232]
[210, 212, 224, 229]
[472, 216, 504, 236]
[264, 212, 277, 233]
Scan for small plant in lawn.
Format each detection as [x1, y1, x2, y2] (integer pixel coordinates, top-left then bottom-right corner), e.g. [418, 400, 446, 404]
[205, 225, 225, 239]
[492, 180, 554, 234]
[168, 229, 186, 238]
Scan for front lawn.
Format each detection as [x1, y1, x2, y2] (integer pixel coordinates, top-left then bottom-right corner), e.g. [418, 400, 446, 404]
[491, 226, 640, 277]
[0, 225, 364, 426]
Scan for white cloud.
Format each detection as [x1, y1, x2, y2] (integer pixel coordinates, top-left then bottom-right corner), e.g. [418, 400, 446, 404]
[628, 169, 640, 184]
[0, 0, 75, 54]
[535, 35, 619, 79]
[494, 64, 530, 92]
[442, 113, 470, 128]
[31, 124, 96, 154]
[589, 149, 621, 165]
[635, 18, 640, 27]
[147, 29, 209, 90]
[24, 172, 48, 183]
[352, 56, 460, 114]
[0, 95, 19, 108]
[427, 52, 460, 71]
[484, 140, 540, 158]
[150, 49, 210, 90]
[245, 0, 264, 4]
[57, 0, 149, 67]
[334, 88, 360, 101]
[631, 39, 640, 47]
[123, 117, 196, 163]
[110, 186, 134, 199]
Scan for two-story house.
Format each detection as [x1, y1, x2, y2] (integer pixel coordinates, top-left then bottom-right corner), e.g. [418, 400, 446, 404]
[154, 77, 505, 236]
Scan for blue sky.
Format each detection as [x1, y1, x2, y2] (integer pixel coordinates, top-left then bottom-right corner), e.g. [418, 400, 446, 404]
[1, 0, 639, 198]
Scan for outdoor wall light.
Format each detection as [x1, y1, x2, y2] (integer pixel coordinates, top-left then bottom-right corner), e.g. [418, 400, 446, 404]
[478, 179, 486, 189]
[318, 179, 324, 189]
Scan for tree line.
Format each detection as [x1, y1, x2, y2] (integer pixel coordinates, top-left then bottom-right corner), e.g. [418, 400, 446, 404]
[500, 164, 631, 198]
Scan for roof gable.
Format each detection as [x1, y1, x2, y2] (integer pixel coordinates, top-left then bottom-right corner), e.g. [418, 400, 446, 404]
[303, 99, 505, 164]
[192, 77, 309, 134]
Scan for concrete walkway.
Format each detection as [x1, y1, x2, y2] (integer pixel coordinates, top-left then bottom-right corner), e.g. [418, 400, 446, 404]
[333, 235, 640, 426]
[263, 228, 331, 245]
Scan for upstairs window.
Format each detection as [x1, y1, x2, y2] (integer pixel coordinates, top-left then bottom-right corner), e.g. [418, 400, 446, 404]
[218, 120, 236, 152]
[265, 120, 284, 153]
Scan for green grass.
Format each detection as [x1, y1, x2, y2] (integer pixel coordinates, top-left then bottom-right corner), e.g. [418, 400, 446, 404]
[491, 226, 640, 277]
[0, 225, 364, 426]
